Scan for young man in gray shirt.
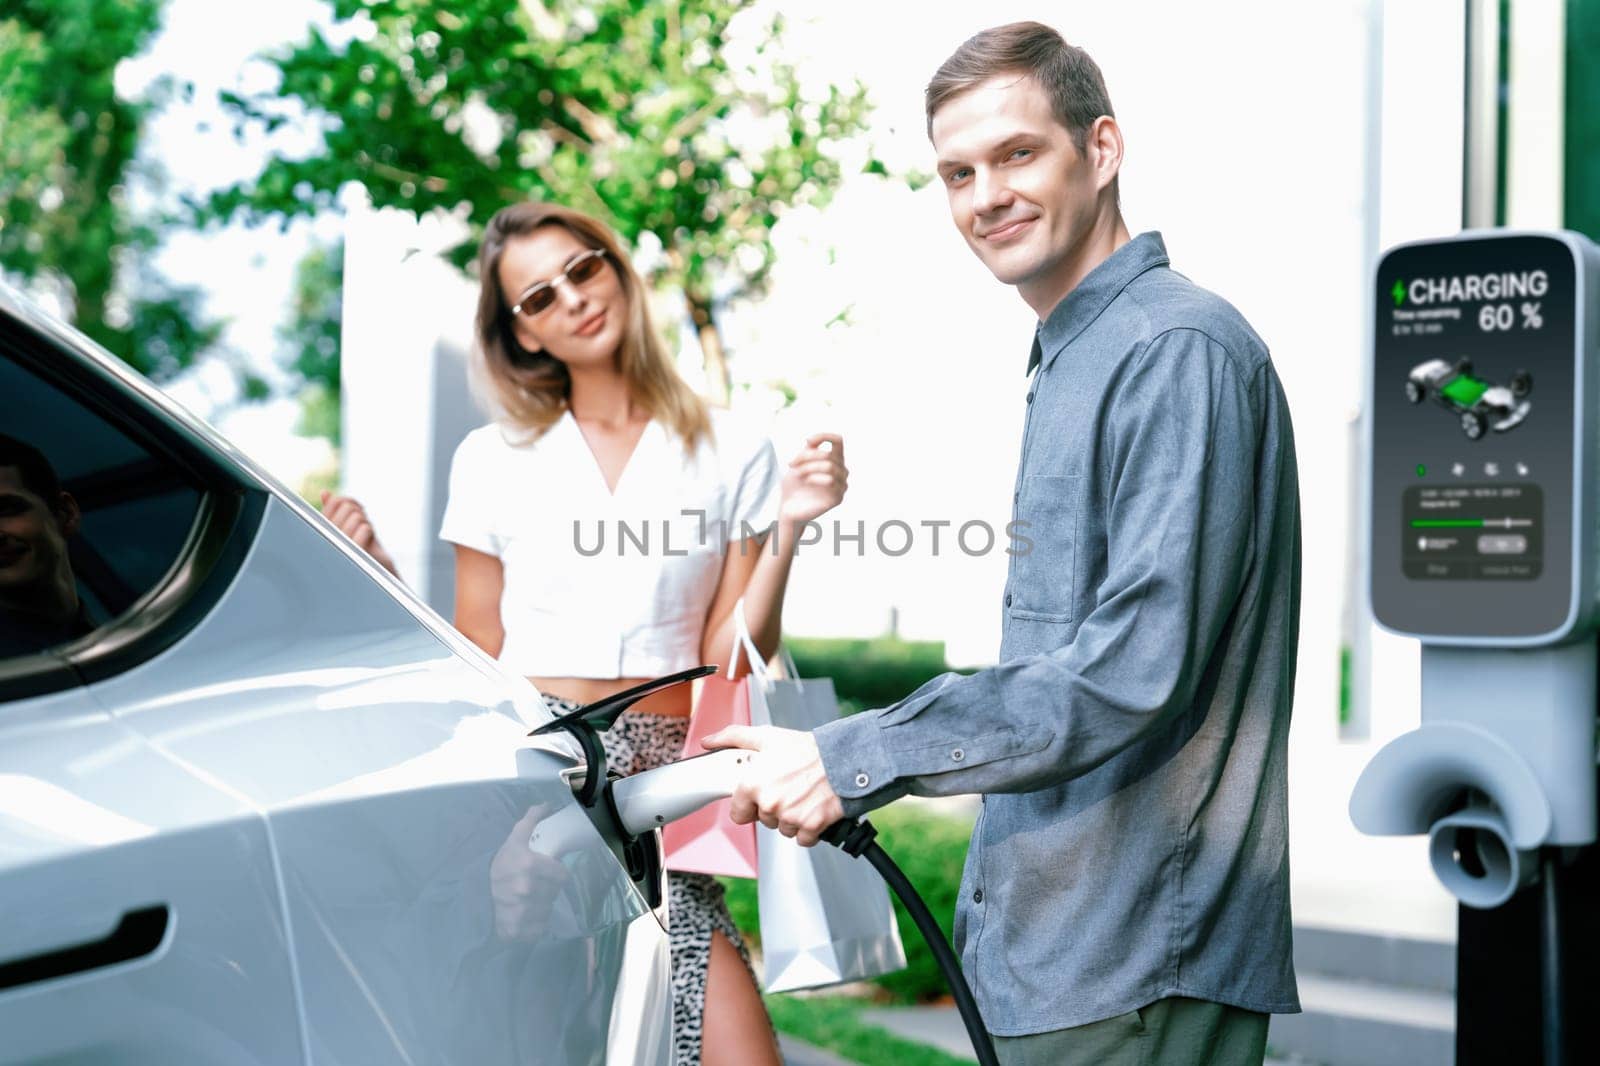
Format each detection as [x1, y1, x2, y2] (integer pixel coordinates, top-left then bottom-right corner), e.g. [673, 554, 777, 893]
[706, 22, 1302, 1065]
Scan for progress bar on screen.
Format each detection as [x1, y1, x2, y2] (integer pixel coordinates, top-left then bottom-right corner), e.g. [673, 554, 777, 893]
[1410, 517, 1535, 529]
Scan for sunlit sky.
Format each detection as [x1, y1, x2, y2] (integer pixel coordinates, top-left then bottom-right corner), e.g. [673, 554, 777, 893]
[117, 0, 339, 475]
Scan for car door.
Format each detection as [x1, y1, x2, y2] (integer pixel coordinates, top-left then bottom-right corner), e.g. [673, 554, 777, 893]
[0, 309, 306, 1063]
[1, 290, 673, 1065]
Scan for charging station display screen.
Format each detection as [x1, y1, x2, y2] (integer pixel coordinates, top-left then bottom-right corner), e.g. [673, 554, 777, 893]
[1371, 234, 1579, 639]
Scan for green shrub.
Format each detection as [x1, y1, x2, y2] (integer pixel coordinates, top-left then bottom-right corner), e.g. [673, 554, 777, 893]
[721, 870, 759, 949]
[867, 803, 974, 1003]
[718, 800, 974, 1005]
[785, 635, 957, 713]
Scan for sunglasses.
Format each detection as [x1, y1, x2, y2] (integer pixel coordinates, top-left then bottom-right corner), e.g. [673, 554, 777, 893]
[509, 248, 610, 317]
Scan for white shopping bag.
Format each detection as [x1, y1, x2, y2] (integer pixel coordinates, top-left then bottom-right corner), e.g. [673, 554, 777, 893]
[734, 615, 906, 992]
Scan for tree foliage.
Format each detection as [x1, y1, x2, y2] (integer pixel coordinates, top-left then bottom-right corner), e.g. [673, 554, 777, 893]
[279, 238, 345, 444]
[0, 0, 220, 380]
[205, 0, 877, 399]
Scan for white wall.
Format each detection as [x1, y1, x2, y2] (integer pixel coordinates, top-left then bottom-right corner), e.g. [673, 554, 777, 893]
[1294, 0, 1465, 940]
[341, 199, 480, 613]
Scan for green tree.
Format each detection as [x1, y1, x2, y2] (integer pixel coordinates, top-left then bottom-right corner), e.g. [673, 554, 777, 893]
[205, 0, 876, 402]
[278, 238, 345, 445]
[0, 0, 220, 380]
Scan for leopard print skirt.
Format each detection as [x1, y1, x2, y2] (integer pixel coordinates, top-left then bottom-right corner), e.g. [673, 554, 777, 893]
[541, 694, 760, 1065]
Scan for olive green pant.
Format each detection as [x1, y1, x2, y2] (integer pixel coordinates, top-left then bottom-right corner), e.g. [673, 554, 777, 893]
[991, 997, 1269, 1066]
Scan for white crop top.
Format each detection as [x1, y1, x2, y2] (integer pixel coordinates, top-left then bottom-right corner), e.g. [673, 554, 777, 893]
[439, 407, 780, 679]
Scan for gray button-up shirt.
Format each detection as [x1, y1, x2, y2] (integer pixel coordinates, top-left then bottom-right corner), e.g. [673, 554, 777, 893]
[813, 232, 1302, 1034]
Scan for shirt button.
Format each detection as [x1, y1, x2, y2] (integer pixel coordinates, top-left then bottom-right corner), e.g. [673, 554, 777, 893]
[854, 772, 871, 789]
[1004, 593, 1013, 607]
[973, 888, 984, 903]
[1026, 391, 1035, 404]
[951, 748, 965, 762]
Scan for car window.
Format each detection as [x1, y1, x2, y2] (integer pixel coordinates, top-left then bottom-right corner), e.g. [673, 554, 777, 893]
[0, 351, 203, 663]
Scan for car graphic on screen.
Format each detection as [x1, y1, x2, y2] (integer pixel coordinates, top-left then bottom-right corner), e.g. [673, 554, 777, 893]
[1405, 358, 1533, 440]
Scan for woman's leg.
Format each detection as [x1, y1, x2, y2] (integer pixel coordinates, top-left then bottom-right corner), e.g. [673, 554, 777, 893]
[666, 874, 777, 1065]
[611, 713, 778, 1064]
[701, 930, 780, 1066]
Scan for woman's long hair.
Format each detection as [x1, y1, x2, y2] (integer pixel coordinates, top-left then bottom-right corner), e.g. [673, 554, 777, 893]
[473, 201, 710, 451]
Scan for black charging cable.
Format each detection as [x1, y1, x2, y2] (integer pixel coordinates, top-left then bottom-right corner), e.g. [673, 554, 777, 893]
[821, 817, 1001, 1066]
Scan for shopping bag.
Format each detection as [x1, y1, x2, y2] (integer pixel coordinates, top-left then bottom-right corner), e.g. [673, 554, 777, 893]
[751, 637, 907, 992]
[661, 607, 760, 878]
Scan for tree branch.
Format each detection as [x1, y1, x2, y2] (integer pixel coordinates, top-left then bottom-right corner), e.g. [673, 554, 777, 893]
[561, 97, 619, 147]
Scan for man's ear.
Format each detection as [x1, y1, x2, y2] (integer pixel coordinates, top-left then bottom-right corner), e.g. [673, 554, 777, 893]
[52, 491, 81, 538]
[1086, 115, 1125, 192]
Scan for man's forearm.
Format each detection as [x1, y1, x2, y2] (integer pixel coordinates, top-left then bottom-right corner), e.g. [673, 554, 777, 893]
[812, 668, 1050, 815]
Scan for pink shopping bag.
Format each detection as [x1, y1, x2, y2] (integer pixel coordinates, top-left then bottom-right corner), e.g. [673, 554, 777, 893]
[662, 672, 759, 877]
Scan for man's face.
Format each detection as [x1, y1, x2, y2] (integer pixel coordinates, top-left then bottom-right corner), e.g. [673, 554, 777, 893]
[0, 465, 75, 600]
[932, 75, 1108, 309]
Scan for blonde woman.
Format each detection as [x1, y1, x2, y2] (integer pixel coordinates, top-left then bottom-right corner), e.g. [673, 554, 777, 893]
[331, 202, 847, 1064]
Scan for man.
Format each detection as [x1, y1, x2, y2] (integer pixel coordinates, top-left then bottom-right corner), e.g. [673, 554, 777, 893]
[0, 432, 92, 656]
[705, 21, 1301, 1065]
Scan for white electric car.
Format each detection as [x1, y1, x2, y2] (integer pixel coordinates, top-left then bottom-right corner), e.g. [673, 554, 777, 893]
[0, 284, 674, 1064]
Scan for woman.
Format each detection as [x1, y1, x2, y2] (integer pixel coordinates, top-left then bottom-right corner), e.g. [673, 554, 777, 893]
[327, 201, 847, 1065]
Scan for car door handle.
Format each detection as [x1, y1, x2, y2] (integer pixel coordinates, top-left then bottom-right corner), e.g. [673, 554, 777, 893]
[0, 905, 169, 992]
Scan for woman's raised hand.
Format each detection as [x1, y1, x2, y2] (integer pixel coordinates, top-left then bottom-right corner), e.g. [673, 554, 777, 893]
[778, 433, 848, 526]
[320, 490, 400, 577]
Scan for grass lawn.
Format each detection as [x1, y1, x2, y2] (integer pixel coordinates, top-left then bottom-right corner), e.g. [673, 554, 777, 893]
[765, 994, 975, 1066]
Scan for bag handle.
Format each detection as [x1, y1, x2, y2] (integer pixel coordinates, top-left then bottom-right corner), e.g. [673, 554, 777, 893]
[774, 645, 805, 692]
[725, 599, 771, 683]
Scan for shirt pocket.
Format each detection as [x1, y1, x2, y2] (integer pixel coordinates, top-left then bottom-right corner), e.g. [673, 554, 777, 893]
[1009, 473, 1080, 622]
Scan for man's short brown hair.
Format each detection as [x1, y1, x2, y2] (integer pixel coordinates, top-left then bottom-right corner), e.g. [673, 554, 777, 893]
[925, 21, 1115, 152]
[0, 433, 61, 502]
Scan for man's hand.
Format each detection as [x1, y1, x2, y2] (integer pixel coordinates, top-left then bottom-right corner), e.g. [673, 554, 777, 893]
[489, 805, 571, 940]
[701, 724, 844, 847]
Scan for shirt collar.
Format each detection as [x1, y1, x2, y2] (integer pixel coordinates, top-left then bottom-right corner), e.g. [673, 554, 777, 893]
[1027, 231, 1170, 375]
[557, 407, 664, 498]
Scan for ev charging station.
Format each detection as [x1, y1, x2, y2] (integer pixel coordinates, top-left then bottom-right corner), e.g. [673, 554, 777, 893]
[1352, 229, 1600, 1063]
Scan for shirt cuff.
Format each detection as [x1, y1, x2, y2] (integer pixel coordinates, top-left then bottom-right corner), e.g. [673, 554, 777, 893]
[813, 712, 904, 818]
